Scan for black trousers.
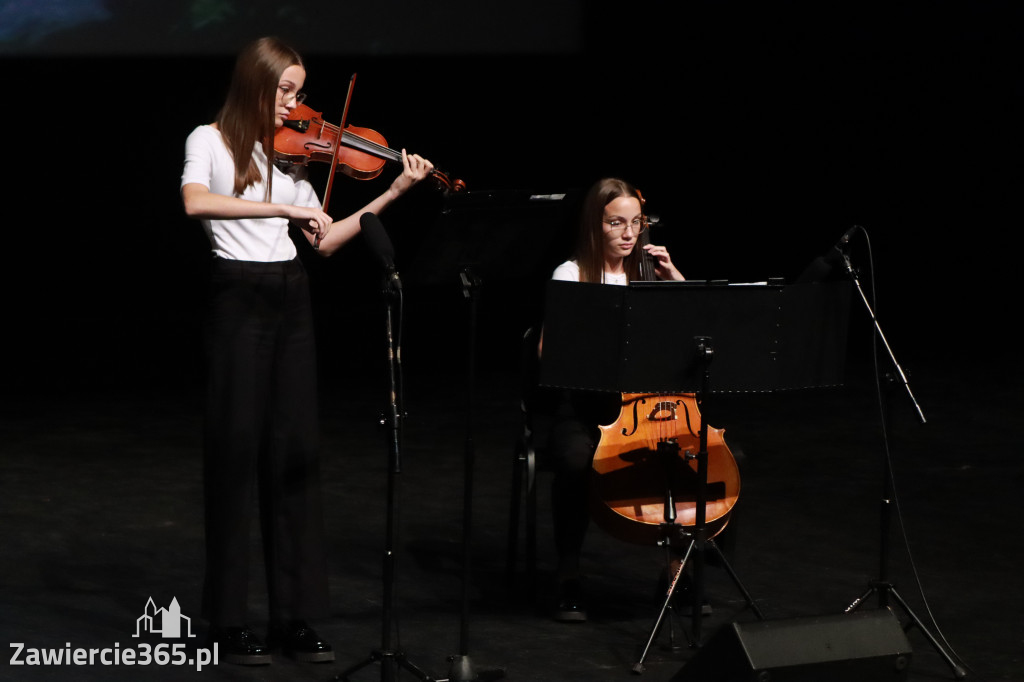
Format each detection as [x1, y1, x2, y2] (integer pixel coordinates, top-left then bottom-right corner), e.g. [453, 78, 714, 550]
[548, 390, 619, 573]
[202, 257, 329, 627]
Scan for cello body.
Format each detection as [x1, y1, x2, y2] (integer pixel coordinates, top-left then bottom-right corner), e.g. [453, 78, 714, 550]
[590, 393, 740, 546]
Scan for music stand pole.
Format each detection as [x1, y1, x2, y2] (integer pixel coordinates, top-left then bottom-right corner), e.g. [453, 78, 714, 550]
[633, 341, 714, 673]
[335, 270, 435, 682]
[691, 336, 764, 627]
[689, 338, 712, 643]
[446, 268, 506, 682]
[836, 250, 964, 679]
[632, 337, 764, 674]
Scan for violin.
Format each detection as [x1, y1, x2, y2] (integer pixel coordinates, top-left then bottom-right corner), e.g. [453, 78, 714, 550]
[274, 102, 465, 194]
[590, 191, 740, 546]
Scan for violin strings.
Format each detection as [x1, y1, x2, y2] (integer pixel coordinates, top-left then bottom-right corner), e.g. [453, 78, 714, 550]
[341, 131, 401, 161]
[307, 116, 416, 165]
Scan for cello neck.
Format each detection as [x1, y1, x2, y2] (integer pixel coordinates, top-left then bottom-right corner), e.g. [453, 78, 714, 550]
[636, 189, 657, 281]
[638, 227, 658, 282]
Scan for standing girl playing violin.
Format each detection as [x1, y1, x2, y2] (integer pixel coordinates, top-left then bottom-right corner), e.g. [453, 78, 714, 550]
[547, 177, 683, 622]
[181, 36, 433, 664]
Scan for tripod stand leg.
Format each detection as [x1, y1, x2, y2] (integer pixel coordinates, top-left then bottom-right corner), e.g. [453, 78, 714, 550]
[844, 585, 876, 614]
[886, 587, 966, 679]
[705, 539, 764, 620]
[632, 540, 694, 674]
[335, 650, 438, 682]
[846, 584, 965, 679]
[396, 652, 438, 681]
[334, 650, 383, 682]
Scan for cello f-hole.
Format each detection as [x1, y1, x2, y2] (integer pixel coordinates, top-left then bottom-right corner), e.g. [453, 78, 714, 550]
[621, 397, 644, 437]
[591, 392, 740, 546]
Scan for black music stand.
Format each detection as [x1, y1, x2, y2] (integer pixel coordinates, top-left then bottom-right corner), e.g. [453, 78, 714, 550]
[404, 188, 577, 287]
[540, 278, 850, 672]
[540, 279, 850, 394]
[404, 189, 576, 682]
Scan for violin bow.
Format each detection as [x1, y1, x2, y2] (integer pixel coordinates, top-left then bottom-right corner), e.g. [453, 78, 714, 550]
[315, 72, 357, 250]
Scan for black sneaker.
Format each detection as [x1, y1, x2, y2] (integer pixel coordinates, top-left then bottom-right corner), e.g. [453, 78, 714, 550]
[267, 620, 335, 663]
[553, 579, 587, 623]
[209, 626, 272, 665]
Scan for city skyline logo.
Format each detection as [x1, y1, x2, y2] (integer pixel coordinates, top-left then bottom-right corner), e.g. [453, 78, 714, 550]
[132, 597, 195, 639]
[10, 596, 216, 670]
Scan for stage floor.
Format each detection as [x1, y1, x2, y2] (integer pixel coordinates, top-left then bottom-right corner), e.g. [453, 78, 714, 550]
[2, 354, 1021, 681]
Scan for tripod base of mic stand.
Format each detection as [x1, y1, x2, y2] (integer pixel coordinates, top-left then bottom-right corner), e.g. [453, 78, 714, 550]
[334, 649, 436, 682]
[445, 655, 506, 682]
[846, 581, 966, 679]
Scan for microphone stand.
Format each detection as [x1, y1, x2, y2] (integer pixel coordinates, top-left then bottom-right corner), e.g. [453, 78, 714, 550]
[837, 243, 925, 425]
[836, 241, 965, 679]
[335, 266, 436, 682]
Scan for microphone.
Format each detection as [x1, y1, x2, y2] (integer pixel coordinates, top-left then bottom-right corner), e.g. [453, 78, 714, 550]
[360, 212, 395, 268]
[359, 212, 401, 291]
[795, 226, 860, 283]
[833, 224, 860, 251]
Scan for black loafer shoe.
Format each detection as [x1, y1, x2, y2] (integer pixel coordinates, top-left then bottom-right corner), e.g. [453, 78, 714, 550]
[268, 620, 335, 663]
[553, 579, 587, 623]
[209, 626, 272, 665]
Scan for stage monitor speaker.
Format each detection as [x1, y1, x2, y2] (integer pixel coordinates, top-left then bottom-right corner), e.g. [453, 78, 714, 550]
[672, 608, 912, 681]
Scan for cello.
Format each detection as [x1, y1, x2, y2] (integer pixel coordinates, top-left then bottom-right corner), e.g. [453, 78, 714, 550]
[589, 197, 740, 547]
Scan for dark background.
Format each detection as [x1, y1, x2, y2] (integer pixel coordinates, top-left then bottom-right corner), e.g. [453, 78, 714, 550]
[2, 1, 1020, 395]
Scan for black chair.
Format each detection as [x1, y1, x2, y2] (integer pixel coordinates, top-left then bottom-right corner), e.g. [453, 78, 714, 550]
[505, 327, 554, 589]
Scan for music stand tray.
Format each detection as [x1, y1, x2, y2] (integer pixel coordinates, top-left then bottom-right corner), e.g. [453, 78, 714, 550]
[540, 279, 850, 394]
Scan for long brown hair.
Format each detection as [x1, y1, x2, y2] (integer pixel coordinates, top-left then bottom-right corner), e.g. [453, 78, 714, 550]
[575, 177, 644, 283]
[216, 37, 303, 197]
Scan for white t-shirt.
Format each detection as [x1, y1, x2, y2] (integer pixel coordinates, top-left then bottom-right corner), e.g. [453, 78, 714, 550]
[181, 125, 321, 262]
[551, 260, 628, 286]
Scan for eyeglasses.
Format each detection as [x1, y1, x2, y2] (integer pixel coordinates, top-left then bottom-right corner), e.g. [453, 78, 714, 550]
[602, 217, 647, 235]
[278, 86, 307, 105]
